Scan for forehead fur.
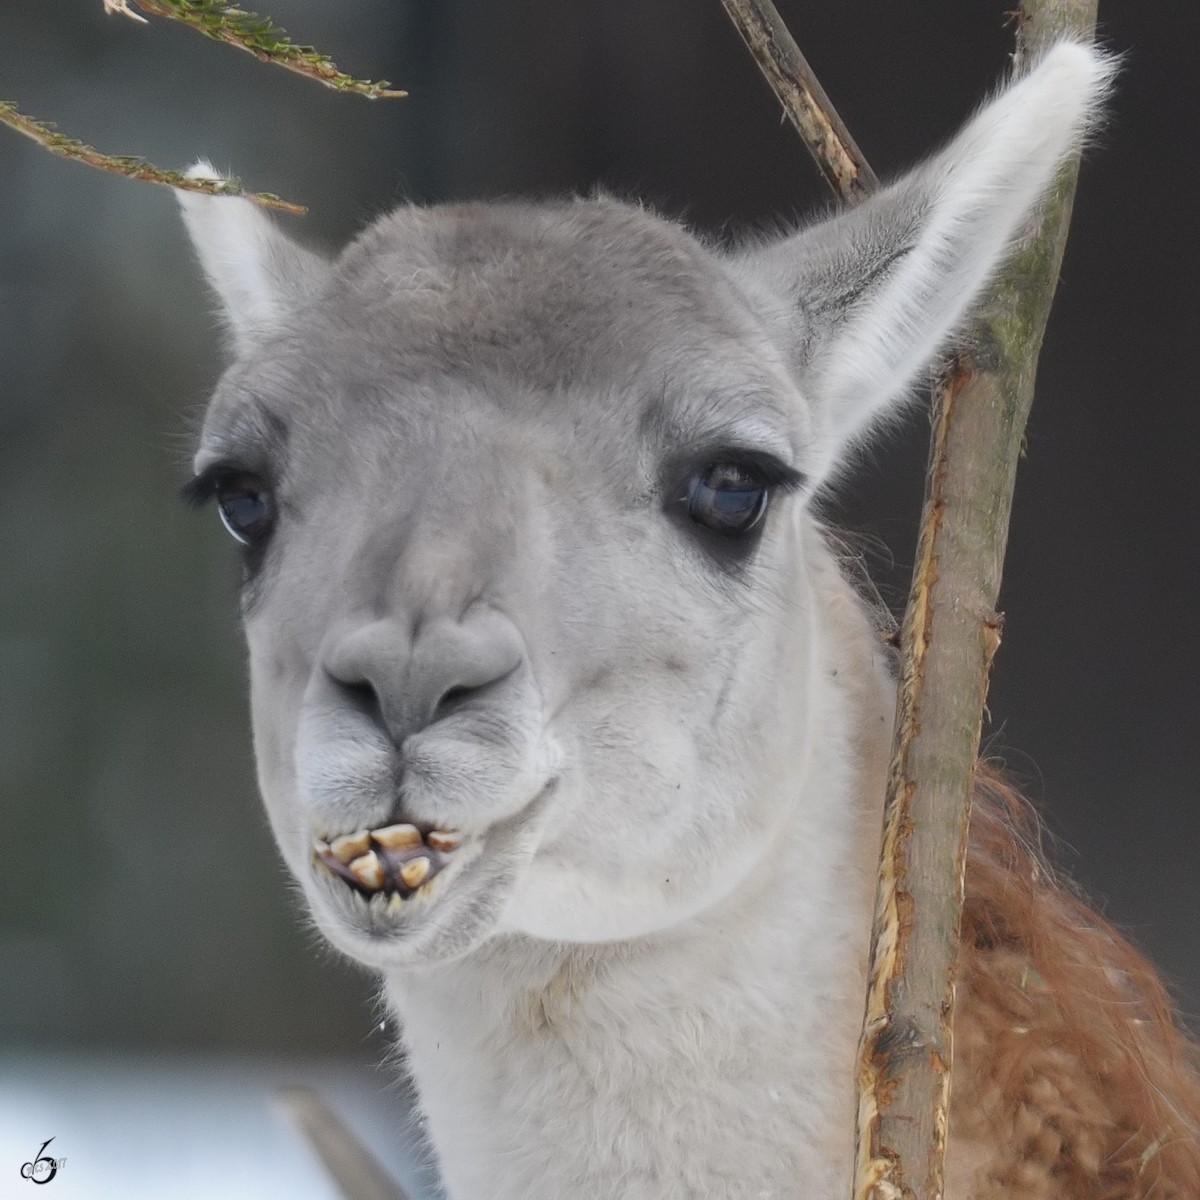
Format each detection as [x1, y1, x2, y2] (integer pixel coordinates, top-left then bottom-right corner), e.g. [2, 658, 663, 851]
[198, 196, 806, 480]
[314, 196, 778, 395]
[196, 196, 808, 518]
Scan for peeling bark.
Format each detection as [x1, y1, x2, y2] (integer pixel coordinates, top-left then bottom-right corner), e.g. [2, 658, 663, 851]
[716, 1, 1101, 1196]
[853, 4, 1100, 1198]
[718, 0, 877, 203]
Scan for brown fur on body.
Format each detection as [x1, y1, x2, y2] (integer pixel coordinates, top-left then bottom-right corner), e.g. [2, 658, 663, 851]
[949, 765, 1200, 1197]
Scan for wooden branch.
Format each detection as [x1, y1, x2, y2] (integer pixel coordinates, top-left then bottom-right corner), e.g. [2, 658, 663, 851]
[717, 1, 1102, 1195]
[0, 101, 306, 213]
[852, 4, 1100, 1198]
[106, 0, 407, 99]
[718, 0, 878, 202]
[277, 1086, 414, 1200]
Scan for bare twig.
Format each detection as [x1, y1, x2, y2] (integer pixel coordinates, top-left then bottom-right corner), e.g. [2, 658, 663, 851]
[718, 0, 877, 202]
[106, 0, 407, 98]
[852, 3, 1100, 1198]
[0, 101, 306, 213]
[277, 1086, 414, 1200]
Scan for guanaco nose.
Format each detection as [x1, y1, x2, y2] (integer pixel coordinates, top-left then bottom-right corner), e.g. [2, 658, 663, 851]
[322, 607, 525, 744]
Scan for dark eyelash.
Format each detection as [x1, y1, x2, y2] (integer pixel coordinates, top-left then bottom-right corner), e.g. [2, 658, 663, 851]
[180, 471, 221, 508]
[180, 465, 257, 508]
[694, 448, 807, 493]
[736, 453, 806, 493]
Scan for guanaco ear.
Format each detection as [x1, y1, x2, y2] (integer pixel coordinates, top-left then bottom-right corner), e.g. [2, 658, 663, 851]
[729, 42, 1114, 483]
[176, 163, 329, 355]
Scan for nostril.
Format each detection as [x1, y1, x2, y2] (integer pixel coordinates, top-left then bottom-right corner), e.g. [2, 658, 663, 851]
[323, 611, 525, 740]
[431, 682, 483, 723]
[439, 685, 473, 709]
[334, 676, 385, 724]
[430, 660, 521, 723]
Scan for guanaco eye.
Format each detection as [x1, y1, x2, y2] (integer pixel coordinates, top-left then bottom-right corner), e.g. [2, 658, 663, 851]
[214, 473, 274, 546]
[686, 462, 769, 536]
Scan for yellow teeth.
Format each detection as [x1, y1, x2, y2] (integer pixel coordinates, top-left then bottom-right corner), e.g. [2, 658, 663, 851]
[314, 820, 466, 904]
[372, 823, 422, 850]
[348, 851, 385, 890]
[331, 830, 371, 863]
[399, 856, 431, 889]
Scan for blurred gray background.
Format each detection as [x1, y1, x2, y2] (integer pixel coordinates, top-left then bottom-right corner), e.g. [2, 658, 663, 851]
[1, 0, 1197, 1059]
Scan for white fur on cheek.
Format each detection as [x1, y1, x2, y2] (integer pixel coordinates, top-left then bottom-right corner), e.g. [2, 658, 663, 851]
[502, 566, 818, 942]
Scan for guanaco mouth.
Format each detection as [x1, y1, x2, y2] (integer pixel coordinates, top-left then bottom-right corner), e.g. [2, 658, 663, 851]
[313, 823, 462, 902]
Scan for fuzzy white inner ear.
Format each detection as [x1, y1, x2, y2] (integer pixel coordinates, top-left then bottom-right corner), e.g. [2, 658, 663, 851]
[177, 162, 329, 355]
[729, 42, 1114, 484]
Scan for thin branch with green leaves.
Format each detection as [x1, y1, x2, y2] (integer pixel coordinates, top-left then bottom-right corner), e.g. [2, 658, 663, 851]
[105, 0, 406, 98]
[1, 0, 410, 208]
[0, 101, 306, 213]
